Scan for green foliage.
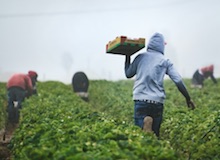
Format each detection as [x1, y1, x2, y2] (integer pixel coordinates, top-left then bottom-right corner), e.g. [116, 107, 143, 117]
[0, 79, 219, 160]
[0, 82, 7, 129]
[161, 79, 220, 160]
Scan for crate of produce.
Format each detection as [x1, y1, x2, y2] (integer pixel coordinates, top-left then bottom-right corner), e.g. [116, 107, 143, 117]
[106, 36, 145, 56]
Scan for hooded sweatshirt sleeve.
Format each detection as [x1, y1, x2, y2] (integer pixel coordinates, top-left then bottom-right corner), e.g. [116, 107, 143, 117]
[124, 55, 142, 78]
[166, 60, 191, 101]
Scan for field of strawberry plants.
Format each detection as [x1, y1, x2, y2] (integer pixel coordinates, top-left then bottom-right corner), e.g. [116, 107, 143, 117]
[0, 79, 219, 160]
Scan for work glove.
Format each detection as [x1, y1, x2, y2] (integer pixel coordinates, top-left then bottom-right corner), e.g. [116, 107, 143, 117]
[186, 99, 195, 110]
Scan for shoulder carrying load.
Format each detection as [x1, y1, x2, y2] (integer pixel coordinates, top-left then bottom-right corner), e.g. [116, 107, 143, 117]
[106, 36, 145, 56]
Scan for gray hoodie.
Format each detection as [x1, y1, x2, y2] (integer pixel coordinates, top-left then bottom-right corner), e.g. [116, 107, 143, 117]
[125, 33, 190, 104]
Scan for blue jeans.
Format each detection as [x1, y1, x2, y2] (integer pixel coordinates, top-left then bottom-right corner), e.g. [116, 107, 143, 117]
[134, 100, 164, 137]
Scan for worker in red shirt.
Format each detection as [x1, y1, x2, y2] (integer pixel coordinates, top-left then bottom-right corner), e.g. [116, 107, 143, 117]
[191, 65, 217, 88]
[6, 71, 38, 110]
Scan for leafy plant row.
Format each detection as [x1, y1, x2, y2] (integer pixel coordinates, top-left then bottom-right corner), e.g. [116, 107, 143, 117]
[8, 81, 177, 160]
[161, 80, 220, 160]
[0, 79, 219, 160]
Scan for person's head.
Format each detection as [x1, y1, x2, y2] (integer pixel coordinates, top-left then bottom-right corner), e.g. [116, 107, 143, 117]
[147, 33, 166, 54]
[208, 64, 214, 72]
[28, 70, 38, 81]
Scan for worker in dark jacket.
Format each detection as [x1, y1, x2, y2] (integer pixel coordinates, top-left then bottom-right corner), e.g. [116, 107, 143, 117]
[124, 33, 195, 137]
[191, 65, 217, 88]
[72, 72, 89, 102]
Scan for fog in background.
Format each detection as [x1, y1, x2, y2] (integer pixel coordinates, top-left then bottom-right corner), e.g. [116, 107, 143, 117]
[0, 0, 220, 84]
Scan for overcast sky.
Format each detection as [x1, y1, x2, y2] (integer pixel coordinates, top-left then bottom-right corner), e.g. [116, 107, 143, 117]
[0, 0, 220, 83]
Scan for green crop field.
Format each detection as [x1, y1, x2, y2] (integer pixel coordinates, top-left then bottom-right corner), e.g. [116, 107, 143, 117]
[0, 79, 219, 160]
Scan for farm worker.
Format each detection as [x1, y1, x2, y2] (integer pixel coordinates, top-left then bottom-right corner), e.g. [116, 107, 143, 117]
[28, 70, 38, 95]
[124, 33, 195, 137]
[191, 64, 217, 88]
[6, 71, 38, 110]
[72, 71, 89, 102]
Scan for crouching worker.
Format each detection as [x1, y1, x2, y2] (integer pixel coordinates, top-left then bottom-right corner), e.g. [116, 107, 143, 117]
[72, 72, 89, 102]
[191, 64, 217, 88]
[124, 33, 195, 138]
[6, 71, 37, 123]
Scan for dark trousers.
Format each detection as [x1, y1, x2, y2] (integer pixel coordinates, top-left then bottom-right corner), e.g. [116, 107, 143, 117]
[134, 100, 163, 137]
[192, 70, 204, 86]
[7, 87, 26, 123]
[7, 87, 26, 109]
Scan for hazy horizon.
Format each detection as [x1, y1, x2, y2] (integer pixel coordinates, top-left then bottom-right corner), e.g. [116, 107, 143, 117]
[1, 0, 220, 83]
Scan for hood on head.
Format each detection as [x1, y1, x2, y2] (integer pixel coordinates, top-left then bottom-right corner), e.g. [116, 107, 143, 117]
[147, 33, 165, 54]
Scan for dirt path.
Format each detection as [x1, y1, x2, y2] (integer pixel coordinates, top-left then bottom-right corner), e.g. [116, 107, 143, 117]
[0, 123, 18, 160]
